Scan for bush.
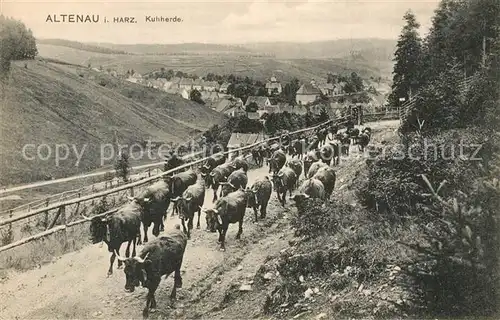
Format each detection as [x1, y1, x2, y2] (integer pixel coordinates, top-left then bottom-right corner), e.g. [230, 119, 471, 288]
[357, 128, 491, 222]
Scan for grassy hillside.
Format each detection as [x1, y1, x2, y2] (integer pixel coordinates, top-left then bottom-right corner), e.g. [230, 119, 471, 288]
[0, 60, 223, 186]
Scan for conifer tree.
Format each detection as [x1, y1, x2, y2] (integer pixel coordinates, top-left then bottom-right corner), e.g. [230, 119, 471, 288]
[388, 10, 422, 109]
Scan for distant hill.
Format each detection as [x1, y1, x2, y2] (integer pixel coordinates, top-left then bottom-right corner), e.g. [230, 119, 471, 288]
[0, 60, 223, 185]
[238, 38, 396, 60]
[37, 39, 131, 55]
[89, 42, 257, 55]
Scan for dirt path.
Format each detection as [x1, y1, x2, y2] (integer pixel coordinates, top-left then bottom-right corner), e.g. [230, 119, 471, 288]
[0, 120, 399, 319]
[0, 164, 292, 319]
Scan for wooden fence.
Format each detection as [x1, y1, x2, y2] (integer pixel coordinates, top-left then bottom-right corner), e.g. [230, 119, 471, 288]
[0, 117, 347, 254]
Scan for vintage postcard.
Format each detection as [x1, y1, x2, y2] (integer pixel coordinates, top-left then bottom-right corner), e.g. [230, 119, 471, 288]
[0, 0, 498, 319]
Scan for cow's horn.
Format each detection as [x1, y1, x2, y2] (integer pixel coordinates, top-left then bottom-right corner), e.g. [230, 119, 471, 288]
[210, 172, 215, 176]
[228, 182, 236, 189]
[143, 197, 151, 202]
[201, 172, 207, 177]
[114, 250, 127, 262]
[185, 196, 193, 201]
[134, 252, 149, 264]
[203, 164, 210, 169]
[212, 208, 219, 214]
[304, 194, 310, 198]
[81, 213, 92, 221]
[278, 172, 284, 177]
[171, 196, 181, 202]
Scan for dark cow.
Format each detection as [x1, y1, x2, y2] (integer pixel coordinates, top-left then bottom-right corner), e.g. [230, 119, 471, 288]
[347, 127, 360, 145]
[303, 149, 320, 177]
[307, 161, 328, 178]
[319, 143, 340, 166]
[313, 166, 336, 199]
[308, 136, 320, 151]
[230, 155, 249, 173]
[167, 170, 197, 216]
[164, 153, 185, 175]
[201, 152, 227, 183]
[220, 168, 248, 197]
[290, 177, 326, 202]
[208, 162, 234, 202]
[115, 225, 187, 319]
[171, 175, 205, 238]
[251, 146, 264, 166]
[268, 149, 287, 174]
[337, 132, 351, 156]
[82, 201, 141, 276]
[286, 158, 303, 180]
[271, 167, 297, 206]
[362, 127, 372, 137]
[204, 189, 248, 251]
[131, 180, 170, 243]
[290, 137, 308, 159]
[356, 132, 371, 152]
[245, 176, 272, 222]
[315, 127, 328, 147]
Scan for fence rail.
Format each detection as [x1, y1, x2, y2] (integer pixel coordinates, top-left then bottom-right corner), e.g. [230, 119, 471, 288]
[0, 117, 346, 253]
[398, 75, 479, 124]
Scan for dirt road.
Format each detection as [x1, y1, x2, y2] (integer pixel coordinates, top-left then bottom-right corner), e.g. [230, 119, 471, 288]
[0, 120, 399, 319]
[0, 164, 293, 319]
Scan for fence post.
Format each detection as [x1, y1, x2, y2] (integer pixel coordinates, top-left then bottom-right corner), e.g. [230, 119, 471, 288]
[44, 198, 50, 228]
[148, 168, 151, 177]
[130, 187, 134, 197]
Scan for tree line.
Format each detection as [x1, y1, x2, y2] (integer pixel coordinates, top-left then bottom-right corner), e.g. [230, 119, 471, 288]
[0, 15, 38, 75]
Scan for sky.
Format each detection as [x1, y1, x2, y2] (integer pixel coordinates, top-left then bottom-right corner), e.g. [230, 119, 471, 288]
[1, 0, 441, 44]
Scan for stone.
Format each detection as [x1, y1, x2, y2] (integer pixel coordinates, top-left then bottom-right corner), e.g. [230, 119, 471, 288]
[237, 265, 243, 271]
[299, 275, 305, 283]
[263, 272, 274, 280]
[239, 284, 252, 292]
[304, 288, 314, 299]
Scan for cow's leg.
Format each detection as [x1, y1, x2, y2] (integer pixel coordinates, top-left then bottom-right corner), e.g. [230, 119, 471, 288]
[260, 202, 267, 219]
[136, 229, 142, 246]
[196, 207, 201, 229]
[187, 217, 193, 239]
[180, 218, 188, 236]
[143, 279, 160, 318]
[219, 226, 228, 251]
[236, 219, 243, 240]
[143, 223, 149, 243]
[125, 240, 132, 257]
[212, 187, 218, 202]
[108, 249, 117, 276]
[132, 236, 137, 257]
[152, 222, 160, 237]
[253, 206, 259, 223]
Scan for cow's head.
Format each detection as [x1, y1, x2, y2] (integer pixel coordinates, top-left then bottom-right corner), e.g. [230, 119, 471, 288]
[82, 214, 110, 244]
[205, 200, 227, 233]
[116, 251, 151, 292]
[245, 187, 257, 208]
[289, 193, 310, 204]
[271, 172, 284, 191]
[220, 181, 237, 197]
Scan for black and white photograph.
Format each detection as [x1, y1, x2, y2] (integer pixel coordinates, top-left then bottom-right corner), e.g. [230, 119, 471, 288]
[0, 0, 499, 319]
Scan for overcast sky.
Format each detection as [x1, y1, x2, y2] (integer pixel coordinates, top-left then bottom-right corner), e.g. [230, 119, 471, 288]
[2, 0, 440, 44]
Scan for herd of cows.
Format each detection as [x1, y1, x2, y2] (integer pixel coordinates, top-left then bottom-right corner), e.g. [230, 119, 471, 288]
[81, 121, 373, 318]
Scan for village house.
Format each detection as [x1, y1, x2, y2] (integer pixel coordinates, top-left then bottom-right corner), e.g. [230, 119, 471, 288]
[317, 83, 334, 96]
[213, 97, 245, 114]
[181, 88, 191, 100]
[333, 82, 346, 95]
[245, 96, 272, 110]
[226, 132, 268, 159]
[126, 72, 143, 84]
[163, 77, 181, 91]
[265, 76, 282, 95]
[219, 82, 231, 93]
[192, 78, 204, 91]
[296, 81, 322, 105]
[276, 103, 308, 115]
[203, 81, 218, 92]
[179, 78, 194, 90]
